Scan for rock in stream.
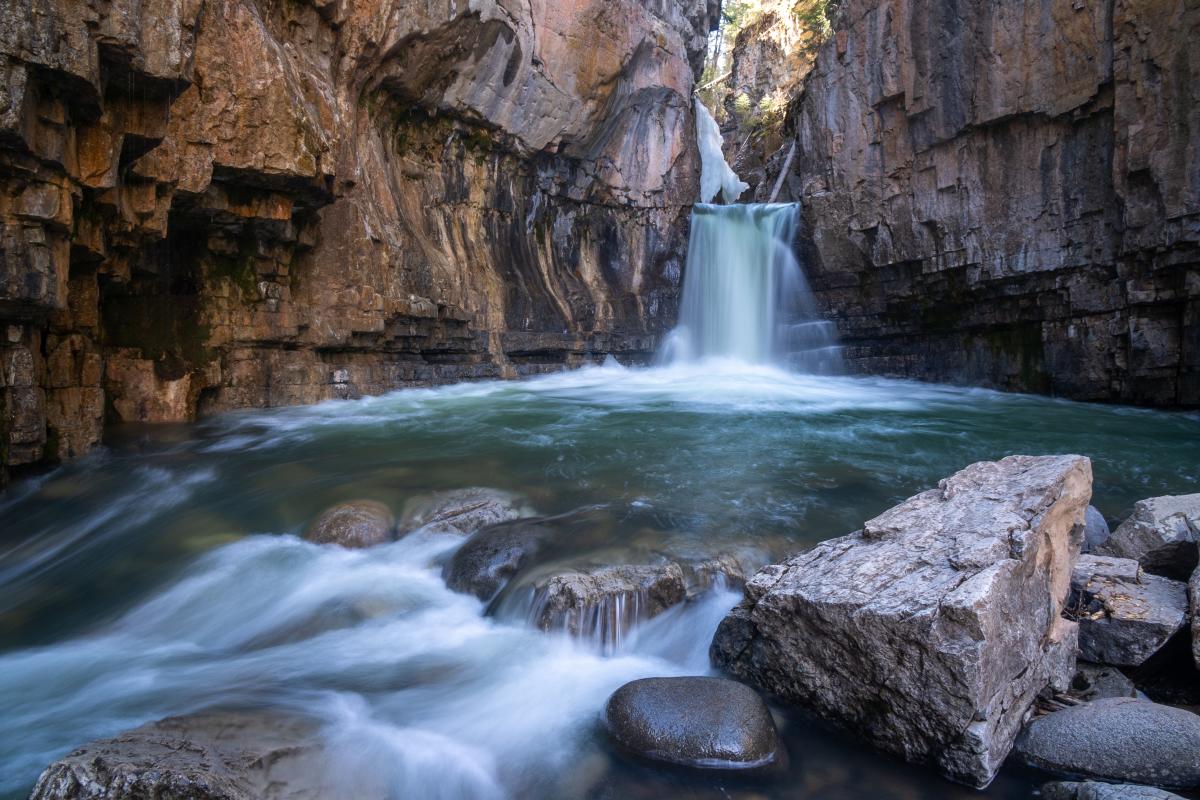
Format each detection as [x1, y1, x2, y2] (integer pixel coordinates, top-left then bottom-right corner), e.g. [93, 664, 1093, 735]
[711, 454, 1092, 787]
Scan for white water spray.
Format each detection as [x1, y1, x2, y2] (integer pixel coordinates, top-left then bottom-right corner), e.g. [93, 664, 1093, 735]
[662, 203, 842, 371]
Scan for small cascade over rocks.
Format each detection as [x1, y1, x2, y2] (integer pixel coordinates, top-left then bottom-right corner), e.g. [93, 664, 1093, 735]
[662, 202, 843, 371]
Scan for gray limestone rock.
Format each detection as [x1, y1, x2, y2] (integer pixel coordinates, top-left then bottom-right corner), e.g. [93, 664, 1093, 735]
[604, 677, 783, 771]
[1016, 698, 1200, 789]
[1191, 564, 1200, 671]
[399, 487, 527, 537]
[711, 454, 1092, 788]
[303, 500, 395, 549]
[1068, 662, 1139, 702]
[29, 711, 322, 800]
[522, 563, 687, 648]
[1070, 554, 1188, 667]
[1083, 505, 1112, 552]
[1098, 495, 1200, 579]
[1041, 781, 1186, 800]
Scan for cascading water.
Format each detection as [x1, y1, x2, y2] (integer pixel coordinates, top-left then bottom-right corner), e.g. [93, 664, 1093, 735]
[661, 202, 843, 372]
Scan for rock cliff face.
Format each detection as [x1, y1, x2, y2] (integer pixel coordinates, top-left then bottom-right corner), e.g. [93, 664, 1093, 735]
[763, 0, 1199, 405]
[0, 0, 719, 483]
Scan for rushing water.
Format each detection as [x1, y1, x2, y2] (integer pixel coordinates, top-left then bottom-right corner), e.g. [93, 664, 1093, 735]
[1, 361, 1198, 799]
[663, 203, 842, 371]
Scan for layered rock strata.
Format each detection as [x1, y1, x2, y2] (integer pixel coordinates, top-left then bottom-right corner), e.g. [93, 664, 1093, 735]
[711, 454, 1091, 787]
[0, 0, 719, 484]
[762, 0, 1199, 405]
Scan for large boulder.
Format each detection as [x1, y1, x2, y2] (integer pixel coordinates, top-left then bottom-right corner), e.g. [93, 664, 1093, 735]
[399, 488, 526, 537]
[1098, 494, 1200, 579]
[1016, 698, 1200, 789]
[303, 500, 395, 548]
[1041, 782, 1186, 800]
[30, 711, 321, 800]
[711, 454, 1091, 788]
[603, 677, 783, 771]
[1069, 554, 1187, 667]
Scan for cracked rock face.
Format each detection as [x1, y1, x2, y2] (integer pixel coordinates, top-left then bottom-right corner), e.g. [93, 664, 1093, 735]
[29, 711, 323, 800]
[0, 0, 720, 485]
[1068, 553, 1188, 667]
[711, 454, 1091, 788]
[760, 0, 1199, 405]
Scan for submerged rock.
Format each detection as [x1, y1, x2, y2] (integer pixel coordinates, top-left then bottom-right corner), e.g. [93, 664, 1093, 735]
[604, 677, 782, 771]
[1041, 782, 1186, 800]
[443, 516, 561, 600]
[711, 454, 1091, 788]
[1098, 494, 1200, 579]
[304, 500, 395, 549]
[399, 488, 526, 537]
[1069, 554, 1187, 667]
[1083, 505, 1112, 552]
[30, 711, 321, 800]
[1016, 698, 1200, 789]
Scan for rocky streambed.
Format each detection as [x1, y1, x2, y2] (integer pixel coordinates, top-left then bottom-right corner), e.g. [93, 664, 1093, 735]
[2, 363, 1199, 799]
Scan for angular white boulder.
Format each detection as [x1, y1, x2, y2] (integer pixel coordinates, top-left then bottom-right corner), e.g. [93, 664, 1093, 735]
[1098, 494, 1200, 579]
[711, 455, 1092, 788]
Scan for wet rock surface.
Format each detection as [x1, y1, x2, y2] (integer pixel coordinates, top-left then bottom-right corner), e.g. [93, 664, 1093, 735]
[399, 487, 526, 537]
[1041, 781, 1186, 800]
[1069, 554, 1188, 667]
[30, 711, 322, 800]
[712, 454, 1091, 787]
[1098, 495, 1200, 579]
[0, 0, 720, 485]
[303, 500, 395, 549]
[524, 563, 687, 644]
[1016, 698, 1200, 789]
[604, 677, 782, 771]
[1192, 565, 1200, 670]
[758, 0, 1200, 406]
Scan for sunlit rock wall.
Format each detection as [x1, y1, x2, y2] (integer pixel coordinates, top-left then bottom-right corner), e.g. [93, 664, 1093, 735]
[0, 0, 719, 482]
[764, 0, 1199, 406]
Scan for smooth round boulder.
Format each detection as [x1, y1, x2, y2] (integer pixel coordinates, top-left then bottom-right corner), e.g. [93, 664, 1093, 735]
[304, 500, 395, 548]
[1083, 505, 1112, 552]
[400, 487, 525, 537]
[603, 676, 783, 771]
[1016, 698, 1200, 788]
[442, 518, 553, 600]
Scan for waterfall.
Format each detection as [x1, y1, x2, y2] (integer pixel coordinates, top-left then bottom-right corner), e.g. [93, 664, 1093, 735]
[661, 203, 842, 372]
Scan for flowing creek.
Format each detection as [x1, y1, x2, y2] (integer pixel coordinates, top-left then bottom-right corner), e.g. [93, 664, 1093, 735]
[1, 362, 1198, 799]
[3, 204, 1200, 799]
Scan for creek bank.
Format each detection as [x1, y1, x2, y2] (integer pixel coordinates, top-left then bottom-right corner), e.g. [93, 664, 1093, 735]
[711, 454, 1090, 787]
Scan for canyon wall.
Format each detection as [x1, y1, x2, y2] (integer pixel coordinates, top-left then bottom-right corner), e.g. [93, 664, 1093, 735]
[764, 0, 1199, 405]
[0, 0, 719, 483]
